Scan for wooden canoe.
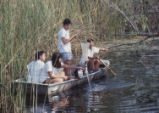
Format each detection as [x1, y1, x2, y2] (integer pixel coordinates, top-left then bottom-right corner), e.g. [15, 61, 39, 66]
[13, 62, 108, 96]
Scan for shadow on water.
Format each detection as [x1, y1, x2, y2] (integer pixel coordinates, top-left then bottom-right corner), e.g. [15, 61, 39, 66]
[24, 48, 159, 113]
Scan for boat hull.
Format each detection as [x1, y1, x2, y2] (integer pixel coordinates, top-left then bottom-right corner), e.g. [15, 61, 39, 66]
[13, 68, 107, 95]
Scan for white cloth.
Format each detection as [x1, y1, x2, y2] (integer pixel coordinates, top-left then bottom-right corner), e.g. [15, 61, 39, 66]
[88, 47, 100, 57]
[101, 59, 110, 66]
[58, 27, 71, 53]
[80, 46, 100, 64]
[81, 43, 89, 62]
[26, 60, 45, 83]
[39, 61, 64, 83]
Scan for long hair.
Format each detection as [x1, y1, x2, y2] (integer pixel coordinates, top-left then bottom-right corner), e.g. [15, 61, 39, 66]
[51, 52, 62, 68]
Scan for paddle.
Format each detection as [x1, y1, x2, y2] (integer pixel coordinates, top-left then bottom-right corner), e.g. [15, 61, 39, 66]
[99, 59, 117, 77]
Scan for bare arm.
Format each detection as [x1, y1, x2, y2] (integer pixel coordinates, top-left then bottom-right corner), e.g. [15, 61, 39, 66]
[62, 64, 84, 70]
[99, 48, 109, 51]
[62, 37, 73, 44]
[48, 72, 55, 79]
[62, 34, 78, 44]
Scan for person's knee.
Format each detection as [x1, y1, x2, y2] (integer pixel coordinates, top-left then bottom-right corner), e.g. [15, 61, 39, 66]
[88, 60, 94, 65]
[59, 72, 65, 76]
[58, 78, 63, 83]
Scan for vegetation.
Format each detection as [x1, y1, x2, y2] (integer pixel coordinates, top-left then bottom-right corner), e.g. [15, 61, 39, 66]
[0, 0, 158, 112]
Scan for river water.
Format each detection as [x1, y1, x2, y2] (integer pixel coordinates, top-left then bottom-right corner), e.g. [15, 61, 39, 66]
[24, 45, 159, 113]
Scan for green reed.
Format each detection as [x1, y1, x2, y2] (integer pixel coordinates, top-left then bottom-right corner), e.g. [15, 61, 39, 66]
[0, 0, 127, 112]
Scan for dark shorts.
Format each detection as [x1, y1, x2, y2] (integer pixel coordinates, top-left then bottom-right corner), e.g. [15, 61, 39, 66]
[61, 52, 73, 61]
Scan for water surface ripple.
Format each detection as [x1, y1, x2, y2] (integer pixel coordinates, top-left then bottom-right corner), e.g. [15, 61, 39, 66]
[25, 49, 159, 113]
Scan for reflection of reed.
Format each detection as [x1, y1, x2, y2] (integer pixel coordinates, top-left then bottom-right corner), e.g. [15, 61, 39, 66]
[87, 91, 103, 112]
[135, 77, 144, 89]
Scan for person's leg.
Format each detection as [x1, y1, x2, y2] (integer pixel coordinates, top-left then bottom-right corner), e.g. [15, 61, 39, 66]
[61, 52, 72, 77]
[64, 60, 71, 76]
[44, 78, 63, 84]
[94, 59, 100, 70]
[51, 78, 63, 83]
[53, 72, 69, 80]
[87, 59, 95, 71]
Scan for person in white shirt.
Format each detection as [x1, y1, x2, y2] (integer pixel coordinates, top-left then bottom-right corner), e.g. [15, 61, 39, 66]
[58, 18, 78, 77]
[27, 51, 46, 83]
[81, 38, 109, 72]
[40, 52, 84, 84]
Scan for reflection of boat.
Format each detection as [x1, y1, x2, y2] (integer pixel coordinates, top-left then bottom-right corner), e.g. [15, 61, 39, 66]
[13, 61, 108, 95]
[48, 88, 88, 113]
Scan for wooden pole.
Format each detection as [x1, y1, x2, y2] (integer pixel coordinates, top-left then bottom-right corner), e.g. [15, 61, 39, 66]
[100, 59, 117, 77]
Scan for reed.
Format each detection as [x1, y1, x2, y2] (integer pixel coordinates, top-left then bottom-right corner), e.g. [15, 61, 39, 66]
[0, 0, 109, 112]
[0, 0, 151, 112]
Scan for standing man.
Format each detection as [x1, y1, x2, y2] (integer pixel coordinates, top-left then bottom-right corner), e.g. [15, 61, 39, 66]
[58, 18, 77, 76]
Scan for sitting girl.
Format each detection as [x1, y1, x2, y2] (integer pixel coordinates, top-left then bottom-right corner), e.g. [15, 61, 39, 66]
[40, 52, 84, 84]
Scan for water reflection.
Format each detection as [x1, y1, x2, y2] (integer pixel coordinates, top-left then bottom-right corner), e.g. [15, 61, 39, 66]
[24, 49, 159, 113]
[49, 96, 71, 113]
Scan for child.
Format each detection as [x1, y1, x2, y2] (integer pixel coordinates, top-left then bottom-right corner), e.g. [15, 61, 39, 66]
[27, 51, 46, 83]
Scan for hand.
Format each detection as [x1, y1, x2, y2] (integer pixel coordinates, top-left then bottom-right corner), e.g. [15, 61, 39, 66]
[105, 48, 109, 51]
[62, 76, 67, 81]
[95, 56, 100, 60]
[72, 34, 78, 38]
[102, 48, 109, 51]
[77, 67, 85, 70]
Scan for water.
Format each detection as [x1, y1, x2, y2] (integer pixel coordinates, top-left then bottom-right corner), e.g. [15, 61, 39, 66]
[24, 48, 159, 113]
[85, 65, 92, 91]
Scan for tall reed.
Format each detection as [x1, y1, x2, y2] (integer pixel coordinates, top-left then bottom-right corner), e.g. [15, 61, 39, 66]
[0, 0, 142, 112]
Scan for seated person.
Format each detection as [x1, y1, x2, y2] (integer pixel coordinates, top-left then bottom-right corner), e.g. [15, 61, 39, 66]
[27, 51, 46, 83]
[80, 38, 109, 73]
[40, 52, 84, 84]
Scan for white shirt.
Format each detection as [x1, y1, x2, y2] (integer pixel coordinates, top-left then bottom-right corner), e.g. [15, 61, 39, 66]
[80, 46, 100, 64]
[39, 61, 64, 83]
[87, 47, 100, 57]
[58, 27, 72, 53]
[26, 60, 45, 83]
